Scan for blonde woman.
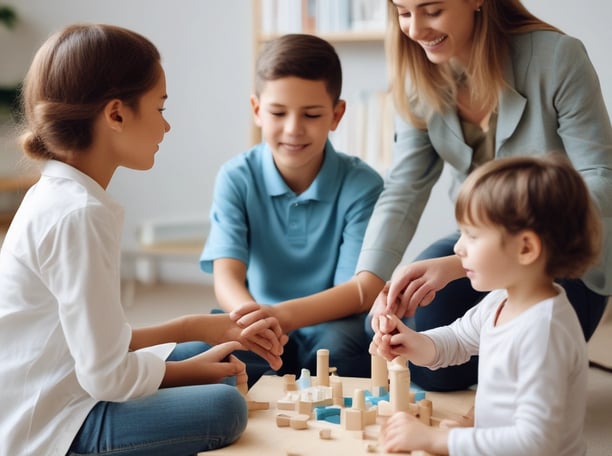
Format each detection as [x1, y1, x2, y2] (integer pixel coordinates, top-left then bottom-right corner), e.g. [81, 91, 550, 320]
[360, 0, 612, 391]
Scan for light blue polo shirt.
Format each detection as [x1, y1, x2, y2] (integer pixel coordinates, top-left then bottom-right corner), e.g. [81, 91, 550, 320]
[200, 140, 383, 304]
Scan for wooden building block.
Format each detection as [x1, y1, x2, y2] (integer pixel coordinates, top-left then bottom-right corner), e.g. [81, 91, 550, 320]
[418, 399, 433, 425]
[276, 413, 291, 427]
[352, 389, 366, 411]
[319, 428, 332, 440]
[371, 353, 388, 396]
[277, 399, 296, 411]
[283, 374, 297, 392]
[342, 408, 363, 430]
[247, 400, 269, 412]
[316, 349, 330, 387]
[363, 407, 377, 426]
[377, 400, 393, 416]
[297, 400, 313, 416]
[289, 414, 310, 430]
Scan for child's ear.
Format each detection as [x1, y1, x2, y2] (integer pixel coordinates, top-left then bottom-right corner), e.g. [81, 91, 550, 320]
[517, 230, 542, 266]
[103, 99, 124, 132]
[329, 99, 346, 132]
[250, 94, 263, 128]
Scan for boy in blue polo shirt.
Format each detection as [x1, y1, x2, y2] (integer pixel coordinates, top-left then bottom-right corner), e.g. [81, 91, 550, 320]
[200, 34, 383, 384]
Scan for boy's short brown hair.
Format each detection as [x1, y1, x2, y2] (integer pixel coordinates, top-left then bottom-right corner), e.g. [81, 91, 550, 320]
[254, 33, 342, 103]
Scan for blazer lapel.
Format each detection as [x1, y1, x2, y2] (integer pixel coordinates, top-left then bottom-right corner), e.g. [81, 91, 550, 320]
[496, 60, 527, 154]
[431, 110, 472, 173]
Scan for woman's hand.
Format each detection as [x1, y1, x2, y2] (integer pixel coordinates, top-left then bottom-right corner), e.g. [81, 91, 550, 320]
[229, 302, 289, 371]
[387, 255, 464, 317]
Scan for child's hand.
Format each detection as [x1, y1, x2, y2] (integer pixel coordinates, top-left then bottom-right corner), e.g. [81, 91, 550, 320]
[371, 314, 436, 366]
[380, 411, 449, 454]
[229, 302, 289, 371]
[369, 283, 400, 334]
[370, 314, 408, 360]
[370, 313, 402, 361]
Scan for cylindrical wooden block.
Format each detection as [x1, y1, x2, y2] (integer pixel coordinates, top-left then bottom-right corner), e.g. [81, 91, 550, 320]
[316, 349, 330, 387]
[371, 353, 388, 395]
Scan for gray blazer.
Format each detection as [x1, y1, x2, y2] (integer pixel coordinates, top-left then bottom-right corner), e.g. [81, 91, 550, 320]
[357, 30, 612, 295]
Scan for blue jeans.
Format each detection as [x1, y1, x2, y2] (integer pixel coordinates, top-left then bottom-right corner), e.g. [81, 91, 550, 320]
[67, 342, 247, 456]
[226, 311, 372, 387]
[366, 232, 609, 392]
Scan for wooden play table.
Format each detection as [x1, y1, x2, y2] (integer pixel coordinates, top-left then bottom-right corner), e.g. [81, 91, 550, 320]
[205, 374, 475, 456]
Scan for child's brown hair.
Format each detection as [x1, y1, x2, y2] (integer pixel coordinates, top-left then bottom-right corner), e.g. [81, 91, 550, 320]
[455, 154, 602, 278]
[254, 33, 342, 103]
[20, 23, 161, 161]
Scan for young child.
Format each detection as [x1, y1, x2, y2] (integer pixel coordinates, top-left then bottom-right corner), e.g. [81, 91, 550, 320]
[0, 24, 286, 455]
[371, 154, 601, 455]
[200, 34, 383, 383]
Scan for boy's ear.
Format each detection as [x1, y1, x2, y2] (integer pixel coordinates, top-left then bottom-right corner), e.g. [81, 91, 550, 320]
[329, 99, 346, 132]
[516, 230, 542, 266]
[103, 99, 125, 132]
[250, 94, 263, 128]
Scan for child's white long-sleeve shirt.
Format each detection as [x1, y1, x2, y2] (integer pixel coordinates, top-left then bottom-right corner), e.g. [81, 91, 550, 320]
[424, 286, 587, 456]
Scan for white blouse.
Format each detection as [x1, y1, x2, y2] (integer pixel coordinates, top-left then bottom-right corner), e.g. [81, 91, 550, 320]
[0, 160, 165, 456]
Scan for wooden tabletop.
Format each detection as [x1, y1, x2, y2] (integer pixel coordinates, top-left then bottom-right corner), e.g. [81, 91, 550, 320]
[204, 374, 475, 456]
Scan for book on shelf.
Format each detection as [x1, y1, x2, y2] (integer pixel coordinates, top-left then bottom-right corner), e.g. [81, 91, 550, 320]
[330, 90, 394, 176]
[259, 0, 385, 36]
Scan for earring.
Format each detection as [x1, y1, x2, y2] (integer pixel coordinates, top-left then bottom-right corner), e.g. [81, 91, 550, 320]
[476, 7, 481, 12]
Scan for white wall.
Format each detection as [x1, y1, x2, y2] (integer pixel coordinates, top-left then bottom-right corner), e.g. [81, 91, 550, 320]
[1, 0, 255, 282]
[1, 0, 611, 281]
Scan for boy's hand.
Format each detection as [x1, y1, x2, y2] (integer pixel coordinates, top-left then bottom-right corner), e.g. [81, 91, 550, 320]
[230, 302, 289, 371]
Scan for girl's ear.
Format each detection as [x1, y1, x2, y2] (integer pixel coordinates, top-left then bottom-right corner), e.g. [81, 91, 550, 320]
[517, 230, 542, 266]
[103, 99, 125, 132]
[250, 94, 262, 128]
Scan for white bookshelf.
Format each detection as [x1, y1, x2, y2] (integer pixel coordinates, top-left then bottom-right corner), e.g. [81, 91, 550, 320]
[256, 0, 386, 37]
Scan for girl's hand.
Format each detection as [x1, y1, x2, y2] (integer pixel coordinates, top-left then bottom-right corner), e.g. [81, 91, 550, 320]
[162, 341, 247, 387]
[187, 341, 246, 383]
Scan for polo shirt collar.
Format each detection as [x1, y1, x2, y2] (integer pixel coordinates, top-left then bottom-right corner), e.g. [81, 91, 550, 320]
[262, 140, 339, 202]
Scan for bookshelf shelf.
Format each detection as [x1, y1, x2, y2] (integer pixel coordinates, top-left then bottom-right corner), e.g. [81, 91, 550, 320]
[259, 30, 385, 44]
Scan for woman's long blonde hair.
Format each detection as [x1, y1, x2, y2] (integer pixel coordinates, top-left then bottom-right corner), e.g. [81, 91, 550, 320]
[386, 0, 559, 128]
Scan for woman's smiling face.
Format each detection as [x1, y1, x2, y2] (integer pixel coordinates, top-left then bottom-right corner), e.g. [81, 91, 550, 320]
[391, 0, 483, 65]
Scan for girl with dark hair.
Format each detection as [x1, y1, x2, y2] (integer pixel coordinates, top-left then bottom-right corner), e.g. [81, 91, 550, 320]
[0, 23, 286, 455]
